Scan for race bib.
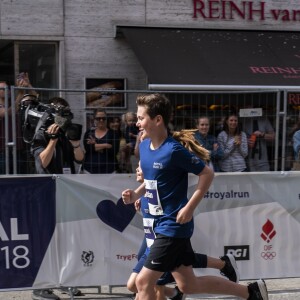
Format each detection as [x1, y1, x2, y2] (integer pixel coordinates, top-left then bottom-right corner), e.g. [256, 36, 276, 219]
[144, 179, 163, 216]
[143, 218, 156, 248]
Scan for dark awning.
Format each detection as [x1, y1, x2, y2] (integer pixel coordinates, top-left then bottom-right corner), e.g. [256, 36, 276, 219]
[116, 26, 300, 87]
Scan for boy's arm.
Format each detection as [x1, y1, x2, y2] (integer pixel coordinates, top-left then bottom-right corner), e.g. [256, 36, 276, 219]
[176, 165, 214, 224]
[122, 183, 146, 204]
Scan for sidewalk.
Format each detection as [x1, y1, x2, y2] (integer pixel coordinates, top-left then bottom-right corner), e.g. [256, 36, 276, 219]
[1, 278, 300, 299]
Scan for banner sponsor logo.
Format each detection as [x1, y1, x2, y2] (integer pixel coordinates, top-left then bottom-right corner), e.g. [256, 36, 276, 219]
[261, 219, 276, 243]
[224, 245, 250, 260]
[261, 246, 276, 260]
[81, 250, 94, 267]
[260, 219, 277, 261]
[116, 254, 137, 261]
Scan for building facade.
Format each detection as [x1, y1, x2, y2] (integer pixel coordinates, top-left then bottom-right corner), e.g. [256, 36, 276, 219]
[0, 0, 300, 171]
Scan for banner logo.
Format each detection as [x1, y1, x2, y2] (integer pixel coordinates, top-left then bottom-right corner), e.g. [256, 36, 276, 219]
[260, 219, 277, 261]
[260, 219, 276, 243]
[224, 245, 250, 260]
[261, 250, 276, 260]
[81, 250, 94, 267]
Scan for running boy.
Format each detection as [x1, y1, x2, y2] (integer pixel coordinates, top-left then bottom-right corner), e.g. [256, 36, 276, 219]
[122, 93, 268, 300]
[128, 158, 239, 300]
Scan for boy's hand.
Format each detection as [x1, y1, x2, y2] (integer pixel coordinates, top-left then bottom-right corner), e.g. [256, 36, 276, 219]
[122, 189, 134, 204]
[176, 206, 194, 224]
[134, 199, 141, 211]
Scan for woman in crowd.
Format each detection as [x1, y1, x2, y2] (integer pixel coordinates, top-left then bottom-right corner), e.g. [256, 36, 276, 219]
[194, 116, 224, 171]
[217, 114, 248, 172]
[108, 115, 126, 172]
[83, 109, 119, 173]
[119, 111, 139, 173]
[291, 119, 300, 159]
[289, 118, 300, 170]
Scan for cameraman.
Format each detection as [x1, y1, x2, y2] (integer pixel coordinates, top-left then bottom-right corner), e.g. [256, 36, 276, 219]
[31, 97, 84, 175]
[31, 97, 83, 300]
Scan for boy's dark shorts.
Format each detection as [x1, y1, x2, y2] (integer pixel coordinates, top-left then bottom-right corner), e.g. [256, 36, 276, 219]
[144, 234, 195, 273]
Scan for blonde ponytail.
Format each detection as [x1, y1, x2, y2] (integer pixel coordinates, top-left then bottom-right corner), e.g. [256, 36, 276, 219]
[172, 129, 210, 162]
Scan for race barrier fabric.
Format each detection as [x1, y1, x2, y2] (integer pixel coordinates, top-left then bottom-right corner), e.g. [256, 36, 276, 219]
[0, 172, 300, 290]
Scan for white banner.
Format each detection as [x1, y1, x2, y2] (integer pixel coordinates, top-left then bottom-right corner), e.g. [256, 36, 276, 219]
[1, 172, 300, 290]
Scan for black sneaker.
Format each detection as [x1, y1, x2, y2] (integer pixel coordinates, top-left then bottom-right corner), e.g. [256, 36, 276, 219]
[248, 279, 269, 300]
[32, 289, 60, 300]
[220, 254, 240, 283]
[170, 286, 186, 300]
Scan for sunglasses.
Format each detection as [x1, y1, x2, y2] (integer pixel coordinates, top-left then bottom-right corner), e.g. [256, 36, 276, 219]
[95, 117, 107, 121]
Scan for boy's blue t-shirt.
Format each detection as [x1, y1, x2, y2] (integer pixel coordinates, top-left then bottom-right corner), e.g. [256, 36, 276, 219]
[139, 136, 206, 238]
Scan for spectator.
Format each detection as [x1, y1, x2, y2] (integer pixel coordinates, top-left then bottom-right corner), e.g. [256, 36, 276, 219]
[0, 76, 36, 174]
[119, 111, 139, 173]
[18, 93, 40, 174]
[134, 130, 146, 160]
[30, 96, 83, 300]
[108, 115, 124, 172]
[194, 116, 224, 171]
[292, 129, 300, 170]
[168, 106, 175, 134]
[217, 114, 248, 172]
[108, 115, 122, 134]
[241, 114, 275, 171]
[83, 109, 119, 173]
[292, 119, 300, 161]
[15, 73, 39, 174]
[0, 81, 10, 173]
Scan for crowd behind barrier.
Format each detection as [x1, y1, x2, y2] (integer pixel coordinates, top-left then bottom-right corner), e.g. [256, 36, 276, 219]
[1, 85, 300, 174]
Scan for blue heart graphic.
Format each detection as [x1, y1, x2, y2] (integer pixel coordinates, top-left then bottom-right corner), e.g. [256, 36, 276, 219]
[96, 198, 136, 232]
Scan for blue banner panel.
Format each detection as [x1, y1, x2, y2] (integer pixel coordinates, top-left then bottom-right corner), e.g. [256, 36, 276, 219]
[0, 177, 55, 289]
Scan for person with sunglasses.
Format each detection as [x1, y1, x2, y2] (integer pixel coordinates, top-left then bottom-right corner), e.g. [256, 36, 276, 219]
[83, 108, 120, 173]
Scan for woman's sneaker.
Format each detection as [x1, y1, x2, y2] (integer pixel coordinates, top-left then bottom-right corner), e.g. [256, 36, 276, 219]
[220, 254, 240, 283]
[248, 279, 269, 300]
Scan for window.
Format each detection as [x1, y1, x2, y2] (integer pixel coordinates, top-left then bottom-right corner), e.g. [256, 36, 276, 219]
[17, 42, 58, 99]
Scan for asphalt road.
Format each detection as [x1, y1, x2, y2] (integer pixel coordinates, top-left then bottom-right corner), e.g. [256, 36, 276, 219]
[0, 278, 300, 299]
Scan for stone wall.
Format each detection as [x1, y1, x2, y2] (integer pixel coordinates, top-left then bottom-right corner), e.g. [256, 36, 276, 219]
[0, 0, 299, 116]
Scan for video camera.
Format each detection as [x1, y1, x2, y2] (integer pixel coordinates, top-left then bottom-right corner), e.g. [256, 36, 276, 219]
[20, 94, 82, 143]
